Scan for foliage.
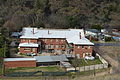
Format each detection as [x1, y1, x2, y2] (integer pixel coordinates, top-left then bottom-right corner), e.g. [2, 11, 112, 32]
[91, 24, 103, 31]
[0, 0, 119, 31]
[0, 34, 10, 57]
[105, 37, 113, 42]
[66, 16, 77, 28]
[62, 0, 69, 7]
[34, 0, 46, 10]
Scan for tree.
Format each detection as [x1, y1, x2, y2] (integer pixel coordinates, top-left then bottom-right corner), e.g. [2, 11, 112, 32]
[44, 0, 51, 16]
[91, 24, 103, 31]
[48, 14, 69, 28]
[0, 48, 4, 57]
[0, 18, 4, 27]
[66, 16, 77, 28]
[34, 0, 46, 10]
[62, 0, 69, 7]
[0, 35, 5, 47]
[0, 35, 10, 58]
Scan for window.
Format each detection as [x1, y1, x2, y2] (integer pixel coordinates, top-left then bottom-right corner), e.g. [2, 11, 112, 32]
[50, 39, 53, 42]
[45, 45, 49, 49]
[29, 39, 31, 42]
[48, 45, 51, 49]
[88, 46, 91, 49]
[59, 45, 61, 48]
[51, 45, 54, 48]
[78, 46, 80, 49]
[56, 45, 59, 48]
[42, 39, 44, 41]
[24, 48, 30, 51]
[61, 45, 65, 48]
[23, 39, 26, 41]
[82, 46, 84, 49]
[85, 53, 91, 56]
[56, 39, 58, 42]
[45, 39, 47, 42]
[32, 48, 36, 52]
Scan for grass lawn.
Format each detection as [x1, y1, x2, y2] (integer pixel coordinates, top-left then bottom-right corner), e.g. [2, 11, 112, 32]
[70, 58, 102, 67]
[86, 58, 102, 65]
[4, 66, 66, 77]
[1, 68, 110, 80]
[5, 66, 64, 73]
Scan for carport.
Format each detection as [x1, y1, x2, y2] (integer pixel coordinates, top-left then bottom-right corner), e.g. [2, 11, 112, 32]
[34, 55, 68, 66]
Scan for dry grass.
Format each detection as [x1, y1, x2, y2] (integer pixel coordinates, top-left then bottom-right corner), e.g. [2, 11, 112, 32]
[74, 74, 120, 80]
[94, 46, 120, 74]
[1, 74, 120, 80]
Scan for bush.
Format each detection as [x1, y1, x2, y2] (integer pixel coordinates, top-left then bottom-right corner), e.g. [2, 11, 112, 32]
[91, 24, 103, 31]
[105, 37, 112, 42]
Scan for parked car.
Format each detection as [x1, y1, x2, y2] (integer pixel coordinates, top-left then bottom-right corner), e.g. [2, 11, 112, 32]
[85, 56, 95, 60]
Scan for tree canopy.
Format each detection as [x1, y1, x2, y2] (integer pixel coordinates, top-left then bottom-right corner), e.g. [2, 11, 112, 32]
[0, 0, 120, 31]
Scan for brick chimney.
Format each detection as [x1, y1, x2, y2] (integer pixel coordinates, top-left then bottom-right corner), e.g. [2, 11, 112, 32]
[79, 32, 81, 39]
[33, 28, 34, 34]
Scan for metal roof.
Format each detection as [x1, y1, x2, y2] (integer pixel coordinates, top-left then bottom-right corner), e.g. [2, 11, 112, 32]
[20, 28, 94, 45]
[34, 55, 68, 62]
[4, 58, 36, 61]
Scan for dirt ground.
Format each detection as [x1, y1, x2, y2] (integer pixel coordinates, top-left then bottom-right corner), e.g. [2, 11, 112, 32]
[94, 46, 120, 74]
[74, 73, 120, 80]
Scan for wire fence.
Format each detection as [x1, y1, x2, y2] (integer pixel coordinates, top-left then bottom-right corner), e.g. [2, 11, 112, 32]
[5, 71, 69, 77]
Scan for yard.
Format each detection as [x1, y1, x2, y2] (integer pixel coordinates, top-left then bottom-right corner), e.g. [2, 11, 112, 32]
[70, 58, 102, 67]
[5, 66, 64, 73]
[4, 66, 66, 77]
[1, 68, 110, 80]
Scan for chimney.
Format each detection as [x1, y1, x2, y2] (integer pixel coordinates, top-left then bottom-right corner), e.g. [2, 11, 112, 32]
[33, 28, 34, 34]
[48, 30, 49, 34]
[79, 32, 81, 39]
[84, 29, 86, 35]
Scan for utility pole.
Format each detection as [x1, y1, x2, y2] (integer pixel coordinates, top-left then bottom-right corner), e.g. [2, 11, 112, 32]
[93, 60, 96, 76]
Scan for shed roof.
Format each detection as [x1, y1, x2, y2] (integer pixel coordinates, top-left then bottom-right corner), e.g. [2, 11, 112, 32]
[34, 55, 68, 62]
[4, 58, 36, 61]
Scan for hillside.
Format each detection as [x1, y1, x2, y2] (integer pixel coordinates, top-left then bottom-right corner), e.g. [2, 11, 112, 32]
[0, 0, 120, 32]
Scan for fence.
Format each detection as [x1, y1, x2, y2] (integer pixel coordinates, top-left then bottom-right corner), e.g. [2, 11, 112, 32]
[76, 64, 108, 72]
[5, 71, 68, 77]
[76, 54, 109, 72]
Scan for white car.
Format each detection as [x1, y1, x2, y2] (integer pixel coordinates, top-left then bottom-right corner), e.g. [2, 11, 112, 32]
[85, 56, 95, 60]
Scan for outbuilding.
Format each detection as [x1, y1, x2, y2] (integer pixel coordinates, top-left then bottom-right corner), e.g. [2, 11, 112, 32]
[4, 58, 36, 68]
[34, 55, 69, 66]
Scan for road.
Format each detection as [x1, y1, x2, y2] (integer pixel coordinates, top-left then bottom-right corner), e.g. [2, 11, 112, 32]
[94, 43, 120, 46]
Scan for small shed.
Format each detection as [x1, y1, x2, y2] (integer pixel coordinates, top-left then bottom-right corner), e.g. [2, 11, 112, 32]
[34, 55, 68, 66]
[4, 58, 36, 68]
